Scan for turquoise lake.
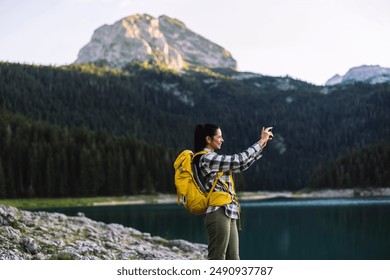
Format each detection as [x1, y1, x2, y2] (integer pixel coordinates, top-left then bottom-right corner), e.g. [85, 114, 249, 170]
[36, 197, 390, 260]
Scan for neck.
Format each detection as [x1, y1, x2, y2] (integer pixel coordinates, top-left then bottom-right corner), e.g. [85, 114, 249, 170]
[204, 146, 214, 152]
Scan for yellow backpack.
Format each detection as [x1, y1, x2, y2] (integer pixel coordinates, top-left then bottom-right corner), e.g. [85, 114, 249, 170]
[173, 150, 233, 215]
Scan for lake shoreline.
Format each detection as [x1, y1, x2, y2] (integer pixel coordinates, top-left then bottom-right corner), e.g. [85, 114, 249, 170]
[2, 187, 390, 209]
[92, 187, 390, 206]
[242, 187, 390, 200]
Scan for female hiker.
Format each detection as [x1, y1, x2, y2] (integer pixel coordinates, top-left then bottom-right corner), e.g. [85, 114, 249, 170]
[194, 124, 273, 260]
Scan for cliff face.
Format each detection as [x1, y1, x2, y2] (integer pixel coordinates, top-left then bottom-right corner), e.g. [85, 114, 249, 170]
[0, 205, 207, 260]
[75, 14, 237, 70]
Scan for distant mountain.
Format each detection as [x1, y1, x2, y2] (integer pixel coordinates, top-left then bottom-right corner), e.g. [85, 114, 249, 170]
[75, 14, 237, 70]
[325, 65, 390, 86]
[325, 74, 343, 86]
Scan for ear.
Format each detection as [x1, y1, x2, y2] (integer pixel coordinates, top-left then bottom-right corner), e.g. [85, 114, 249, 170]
[206, 136, 212, 144]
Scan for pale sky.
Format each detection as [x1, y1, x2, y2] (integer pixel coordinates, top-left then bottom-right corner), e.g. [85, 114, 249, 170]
[1, 0, 389, 85]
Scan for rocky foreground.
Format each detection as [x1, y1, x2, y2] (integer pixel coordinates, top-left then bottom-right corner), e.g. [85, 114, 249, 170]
[0, 205, 207, 260]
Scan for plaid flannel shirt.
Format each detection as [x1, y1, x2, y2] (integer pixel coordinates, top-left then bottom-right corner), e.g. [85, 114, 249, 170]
[199, 143, 263, 219]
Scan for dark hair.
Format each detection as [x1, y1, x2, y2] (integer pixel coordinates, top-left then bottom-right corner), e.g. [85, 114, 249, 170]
[194, 123, 220, 152]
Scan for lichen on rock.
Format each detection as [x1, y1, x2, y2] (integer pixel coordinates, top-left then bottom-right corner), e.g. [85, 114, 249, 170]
[0, 205, 207, 260]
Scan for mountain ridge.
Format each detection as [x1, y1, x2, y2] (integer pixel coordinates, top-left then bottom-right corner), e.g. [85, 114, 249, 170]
[326, 65, 390, 85]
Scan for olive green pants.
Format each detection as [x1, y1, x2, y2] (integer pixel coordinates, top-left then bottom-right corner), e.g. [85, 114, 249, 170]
[204, 208, 240, 260]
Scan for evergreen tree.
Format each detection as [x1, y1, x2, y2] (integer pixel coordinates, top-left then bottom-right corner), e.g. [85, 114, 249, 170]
[0, 158, 6, 198]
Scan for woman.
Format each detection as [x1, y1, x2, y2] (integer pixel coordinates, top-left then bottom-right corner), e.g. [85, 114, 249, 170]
[194, 123, 273, 260]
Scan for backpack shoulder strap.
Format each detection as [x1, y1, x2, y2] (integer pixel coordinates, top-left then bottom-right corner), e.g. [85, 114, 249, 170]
[206, 172, 223, 199]
[193, 150, 207, 157]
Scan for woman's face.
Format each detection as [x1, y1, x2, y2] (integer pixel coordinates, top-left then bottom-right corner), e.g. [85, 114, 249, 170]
[207, 128, 224, 150]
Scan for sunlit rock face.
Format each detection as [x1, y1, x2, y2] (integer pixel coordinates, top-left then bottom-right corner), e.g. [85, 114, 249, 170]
[75, 14, 237, 70]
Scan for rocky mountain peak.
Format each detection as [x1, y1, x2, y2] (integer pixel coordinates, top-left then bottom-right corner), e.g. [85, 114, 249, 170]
[75, 14, 237, 70]
[325, 74, 343, 86]
[325, 65, 390, 86]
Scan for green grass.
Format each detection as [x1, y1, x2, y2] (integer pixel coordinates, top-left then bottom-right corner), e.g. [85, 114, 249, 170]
[0, 195, 160, 210]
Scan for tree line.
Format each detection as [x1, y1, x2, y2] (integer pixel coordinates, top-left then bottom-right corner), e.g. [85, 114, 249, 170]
[0, 110, 176, 199]
[308, 142, 390, 189]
